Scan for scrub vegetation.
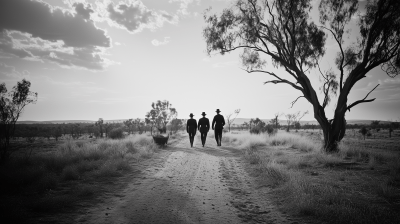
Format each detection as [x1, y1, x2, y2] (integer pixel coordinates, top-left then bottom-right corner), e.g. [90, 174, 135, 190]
[223, 130, 400, 224]
[0, 134, 159, 223]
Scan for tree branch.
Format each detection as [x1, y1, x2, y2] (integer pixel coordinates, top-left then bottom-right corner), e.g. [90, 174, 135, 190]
[347, 84, 380, 112]
[244, 69, 304, 92]
[320, 25, 345, 92]
[290, 96, 305, 108]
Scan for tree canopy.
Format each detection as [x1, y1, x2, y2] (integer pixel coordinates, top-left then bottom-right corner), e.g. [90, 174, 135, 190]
[0, 79, 37, 159]
[204, 0, 400, 151]
[146, 100, 177, 134]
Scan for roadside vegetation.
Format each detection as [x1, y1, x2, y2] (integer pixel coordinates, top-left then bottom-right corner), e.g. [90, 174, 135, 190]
[0, 134, 160, 223]
[223, 130, 400, 224]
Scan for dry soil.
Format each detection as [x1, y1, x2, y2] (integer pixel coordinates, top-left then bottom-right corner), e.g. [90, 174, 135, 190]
[74, 134, 305, 224]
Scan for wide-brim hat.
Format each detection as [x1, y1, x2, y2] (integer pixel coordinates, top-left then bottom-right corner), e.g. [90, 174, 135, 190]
[189, 113, 194, 117]
[201, 112, 206, 116]
[216, 109, 221, 113]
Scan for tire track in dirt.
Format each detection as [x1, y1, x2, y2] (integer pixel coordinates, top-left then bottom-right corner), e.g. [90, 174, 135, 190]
[75, 135, 302, 224]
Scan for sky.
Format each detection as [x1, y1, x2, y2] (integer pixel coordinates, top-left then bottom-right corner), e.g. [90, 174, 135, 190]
[0, 0, 399, 122]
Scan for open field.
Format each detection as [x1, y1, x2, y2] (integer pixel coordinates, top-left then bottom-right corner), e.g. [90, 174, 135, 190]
[1, 130, 400, 223]
[222, 130, 400, 224]
[0, 134, 163, 223]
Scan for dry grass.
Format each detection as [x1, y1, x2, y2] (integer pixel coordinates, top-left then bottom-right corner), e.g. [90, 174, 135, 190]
[0, 134, 159, 223]
[223, 130, 400, 224]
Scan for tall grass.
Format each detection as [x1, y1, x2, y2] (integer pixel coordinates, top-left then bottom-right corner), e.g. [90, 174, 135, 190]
[224, 131, 400, 224]
[0, 134, 158, 222]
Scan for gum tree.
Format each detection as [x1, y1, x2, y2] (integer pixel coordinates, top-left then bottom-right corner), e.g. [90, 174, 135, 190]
[0, 79, 37, 160]
[203, 0, 400, 152]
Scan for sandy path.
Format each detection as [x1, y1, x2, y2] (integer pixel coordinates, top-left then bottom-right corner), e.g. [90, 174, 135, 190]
[75, 135, 300, 224]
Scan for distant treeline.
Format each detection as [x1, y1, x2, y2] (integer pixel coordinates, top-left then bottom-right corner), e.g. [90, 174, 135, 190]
[7, 119, 399, 141]
[228, 119, 400, 132]
[10, 119, 187, 141]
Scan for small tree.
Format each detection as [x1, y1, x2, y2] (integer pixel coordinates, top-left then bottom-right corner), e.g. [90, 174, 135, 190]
[52, 126, 62, 141]
[294, 122, 301, 131]
[146, 100, 177, 134]
[95, 118, 104, 138]
[145, 109, 157, 135]
[226, 109, 241, 132]
[269, 113, 282, 130]
[103, 123, 113, 138]
[0, 79, 37, 160]
[389, 127, 393, 138]
[124, 119, 134, 134]
[250, 118, 266, 134]
[170, 118, 183, 134]
[359, 127, 368, 140]
[285, 111, 308, 132]
[266, 125, 275, 136]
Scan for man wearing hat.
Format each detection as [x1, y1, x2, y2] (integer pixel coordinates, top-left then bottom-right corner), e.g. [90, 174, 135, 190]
[212, 109, 225, 146]
[198, 112, 210, 147]
[186, 113, 197, 147]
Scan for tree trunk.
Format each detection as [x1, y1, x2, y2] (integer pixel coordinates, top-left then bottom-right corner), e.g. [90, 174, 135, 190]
[313, 103, 346, 153]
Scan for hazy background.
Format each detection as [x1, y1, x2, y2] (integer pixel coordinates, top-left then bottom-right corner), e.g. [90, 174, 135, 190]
[1, 0, 399, 122]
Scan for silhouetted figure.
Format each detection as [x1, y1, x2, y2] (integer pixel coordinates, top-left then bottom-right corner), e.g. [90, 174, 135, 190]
[198, 112, 210, 147]
[186, 113, 197, 147]
[212, 109, 225, 146]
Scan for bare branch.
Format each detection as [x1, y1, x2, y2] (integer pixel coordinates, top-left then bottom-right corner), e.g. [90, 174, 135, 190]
[290, 96, 305, 108]
[347, 84, 380, 112]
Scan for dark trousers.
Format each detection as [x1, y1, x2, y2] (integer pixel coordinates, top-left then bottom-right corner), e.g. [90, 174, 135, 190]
[214, 129, 222, 146]
[188, 132, 196, 147]
[200, 132, 208, 146]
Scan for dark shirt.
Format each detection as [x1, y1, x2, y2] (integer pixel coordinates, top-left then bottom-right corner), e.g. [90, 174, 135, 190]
[186, 118, 197, 133]
[198, 117, 210, 133]
[212, 114, 225, 130]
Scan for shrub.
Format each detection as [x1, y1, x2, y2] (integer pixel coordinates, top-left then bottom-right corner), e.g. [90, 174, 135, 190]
[359, 127, 368, 140]
[250, 126, 265, 134]
[108, 128, 124, 139]
[266, 126, 276, 136]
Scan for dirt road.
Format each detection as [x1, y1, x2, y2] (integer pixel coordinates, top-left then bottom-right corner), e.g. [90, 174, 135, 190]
[75, 135, 301, 224]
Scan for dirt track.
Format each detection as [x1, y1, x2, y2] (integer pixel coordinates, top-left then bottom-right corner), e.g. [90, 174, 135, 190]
[75, 134, 301, 224]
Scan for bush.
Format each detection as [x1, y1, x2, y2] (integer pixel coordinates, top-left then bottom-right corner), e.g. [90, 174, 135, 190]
[108, 128, 124, 139]
[359, 127, 368, 140]
[250, 126, 265, 134]
[266, 126, 276, 136]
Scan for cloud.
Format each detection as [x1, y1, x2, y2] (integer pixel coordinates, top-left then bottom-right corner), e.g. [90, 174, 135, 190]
[377, 78, 400, 91]
[0, 0, 112, 71]
[106, 1, 178, 34]
[169, 0, 200, 16]
[0, 62, 30, 81]
[151, 37, 170, 46]
[73, 2, 94, 21]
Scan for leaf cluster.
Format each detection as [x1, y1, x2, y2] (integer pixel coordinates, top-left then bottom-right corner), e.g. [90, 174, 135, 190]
[0, 80, 37, 125]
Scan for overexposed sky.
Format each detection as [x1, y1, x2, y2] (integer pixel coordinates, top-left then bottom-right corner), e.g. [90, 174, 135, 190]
[0, 0, 399, 122]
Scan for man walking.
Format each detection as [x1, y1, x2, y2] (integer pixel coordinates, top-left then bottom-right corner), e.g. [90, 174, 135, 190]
[212, 109, 225, 146]
[198, 112, 210, 147]
[186, 113, 197, 147]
